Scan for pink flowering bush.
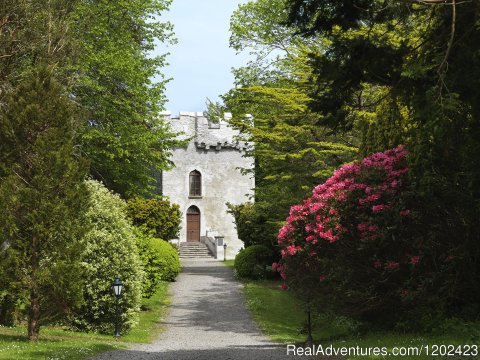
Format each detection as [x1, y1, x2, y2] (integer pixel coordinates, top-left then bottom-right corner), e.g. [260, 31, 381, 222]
[275, 146, 420, 320]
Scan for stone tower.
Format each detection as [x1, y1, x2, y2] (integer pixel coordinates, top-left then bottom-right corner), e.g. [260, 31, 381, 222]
[161, 111, 254, 259]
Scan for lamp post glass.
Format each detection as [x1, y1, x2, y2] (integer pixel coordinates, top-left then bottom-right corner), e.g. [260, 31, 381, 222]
[112, 276, 123, 337]
[223, 243, 227, 261]
[112, 276, 123, 296]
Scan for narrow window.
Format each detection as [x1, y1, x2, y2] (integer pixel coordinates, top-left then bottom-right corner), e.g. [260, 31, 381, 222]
[189, 170, 201, 197]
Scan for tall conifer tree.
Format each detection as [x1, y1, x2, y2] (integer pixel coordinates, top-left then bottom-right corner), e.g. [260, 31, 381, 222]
[0, 65, 89, 340]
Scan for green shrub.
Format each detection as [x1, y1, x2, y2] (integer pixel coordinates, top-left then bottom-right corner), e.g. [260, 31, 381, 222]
[126, 198, 181, 240]
[70, 180, 144, 334]
[234, 245, 274, 279]
[227, 202, 279, 248]
[136, 230, 180, 298]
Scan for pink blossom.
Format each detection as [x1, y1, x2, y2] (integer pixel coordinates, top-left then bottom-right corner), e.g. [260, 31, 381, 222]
[280, 283, 288, 290]
[358, 223, 370, 232]
[358, 223, 378, 233]
[389, 168, 409, 177]
[319, 275, 326, 282]
[309, 202, 323, 214]
[319, 229, 339, 242]
[385, 261, 400, 270]
[306, 235, 316, 242]
[390, 179, 401, 188]
[276, 146, 409, 279]
[290, 204, 303, 214]
[278, 224, 295, 243]
[409, 255, 420, 265]
[372, 204, 387, 213]
[272, 262, 278, 270]
[358, 193, 381, 205]
[285, 245, 301, 256]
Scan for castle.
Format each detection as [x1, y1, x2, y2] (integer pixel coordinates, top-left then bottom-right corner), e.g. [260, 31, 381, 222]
[160, 111, 254, 259]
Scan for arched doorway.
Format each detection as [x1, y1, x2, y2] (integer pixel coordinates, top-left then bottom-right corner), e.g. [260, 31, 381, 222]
[186, 206, 200, 242]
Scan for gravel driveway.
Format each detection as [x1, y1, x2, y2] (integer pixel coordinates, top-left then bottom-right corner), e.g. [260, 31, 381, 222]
[90, 259, 298, 360]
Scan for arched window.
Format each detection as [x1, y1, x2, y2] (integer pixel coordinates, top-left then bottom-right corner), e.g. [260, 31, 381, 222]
[189, 170, 202, 197]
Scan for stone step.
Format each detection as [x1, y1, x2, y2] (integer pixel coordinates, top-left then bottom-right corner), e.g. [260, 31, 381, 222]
[180, 248, 210, 252]
[180, 255, 213, 258]
[180, 254, 210, 256]
[179, 242, 214, 259]
[181, 255, 211, 258]
[180, 251, 211, 255]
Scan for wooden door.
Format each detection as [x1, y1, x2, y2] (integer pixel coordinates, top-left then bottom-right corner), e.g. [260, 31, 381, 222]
[186, 207, 200, 242]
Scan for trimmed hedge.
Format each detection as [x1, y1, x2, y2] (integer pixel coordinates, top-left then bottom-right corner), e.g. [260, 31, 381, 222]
[234, 245, 274, 279]
[136, 231, 180, 298]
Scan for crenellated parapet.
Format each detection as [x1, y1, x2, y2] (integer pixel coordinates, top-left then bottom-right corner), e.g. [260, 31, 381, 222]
[161, 111, 248, 152]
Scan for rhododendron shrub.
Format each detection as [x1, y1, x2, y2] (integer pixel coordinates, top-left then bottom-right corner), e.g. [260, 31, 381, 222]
[276, 146, 419, 320]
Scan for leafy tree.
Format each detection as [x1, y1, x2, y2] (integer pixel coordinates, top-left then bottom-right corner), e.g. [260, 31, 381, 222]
[283, 0, 480, 315]
[0, 0, 78, 106]
[1, 0, 181, 198]
[0, 65, 89, 340]
[126, 198, 181, 240]
[219, 0, 358, 248]
[71, 0, 180, 197]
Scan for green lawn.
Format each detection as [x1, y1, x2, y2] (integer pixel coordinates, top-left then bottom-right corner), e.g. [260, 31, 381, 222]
[235, 271, 480, 359]
[0, 281, 170, 360]
[121, 281, 170, 343]
[0, 326, 120, 360]
[243, 280, 351, 343]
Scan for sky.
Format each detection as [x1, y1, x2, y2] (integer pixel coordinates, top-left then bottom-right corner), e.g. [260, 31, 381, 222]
[155, 1, 250, 115]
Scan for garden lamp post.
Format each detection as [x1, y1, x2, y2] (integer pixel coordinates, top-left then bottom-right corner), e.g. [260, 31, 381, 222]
[223, 243, 227, 262]
[112, 276, 123, 338]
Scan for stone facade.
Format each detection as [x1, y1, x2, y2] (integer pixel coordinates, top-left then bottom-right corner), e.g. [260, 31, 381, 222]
[161, 111, 254, 259]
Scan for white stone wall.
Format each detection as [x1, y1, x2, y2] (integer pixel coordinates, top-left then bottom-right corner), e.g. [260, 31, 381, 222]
[161, 112, 254, 259]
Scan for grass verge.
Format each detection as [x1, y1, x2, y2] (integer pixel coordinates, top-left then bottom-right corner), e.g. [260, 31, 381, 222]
[121, 281, 170, 343]
[0, 326, 120, 360]
[237, 275, 480, 359]
[0, 281, 170, 360]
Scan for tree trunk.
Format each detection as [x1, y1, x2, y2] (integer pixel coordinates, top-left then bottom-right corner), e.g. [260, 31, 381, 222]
[28, 234, 40, 341]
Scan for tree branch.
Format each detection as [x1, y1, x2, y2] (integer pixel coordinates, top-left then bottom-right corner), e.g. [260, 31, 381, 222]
[438, 0, 456, 77]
